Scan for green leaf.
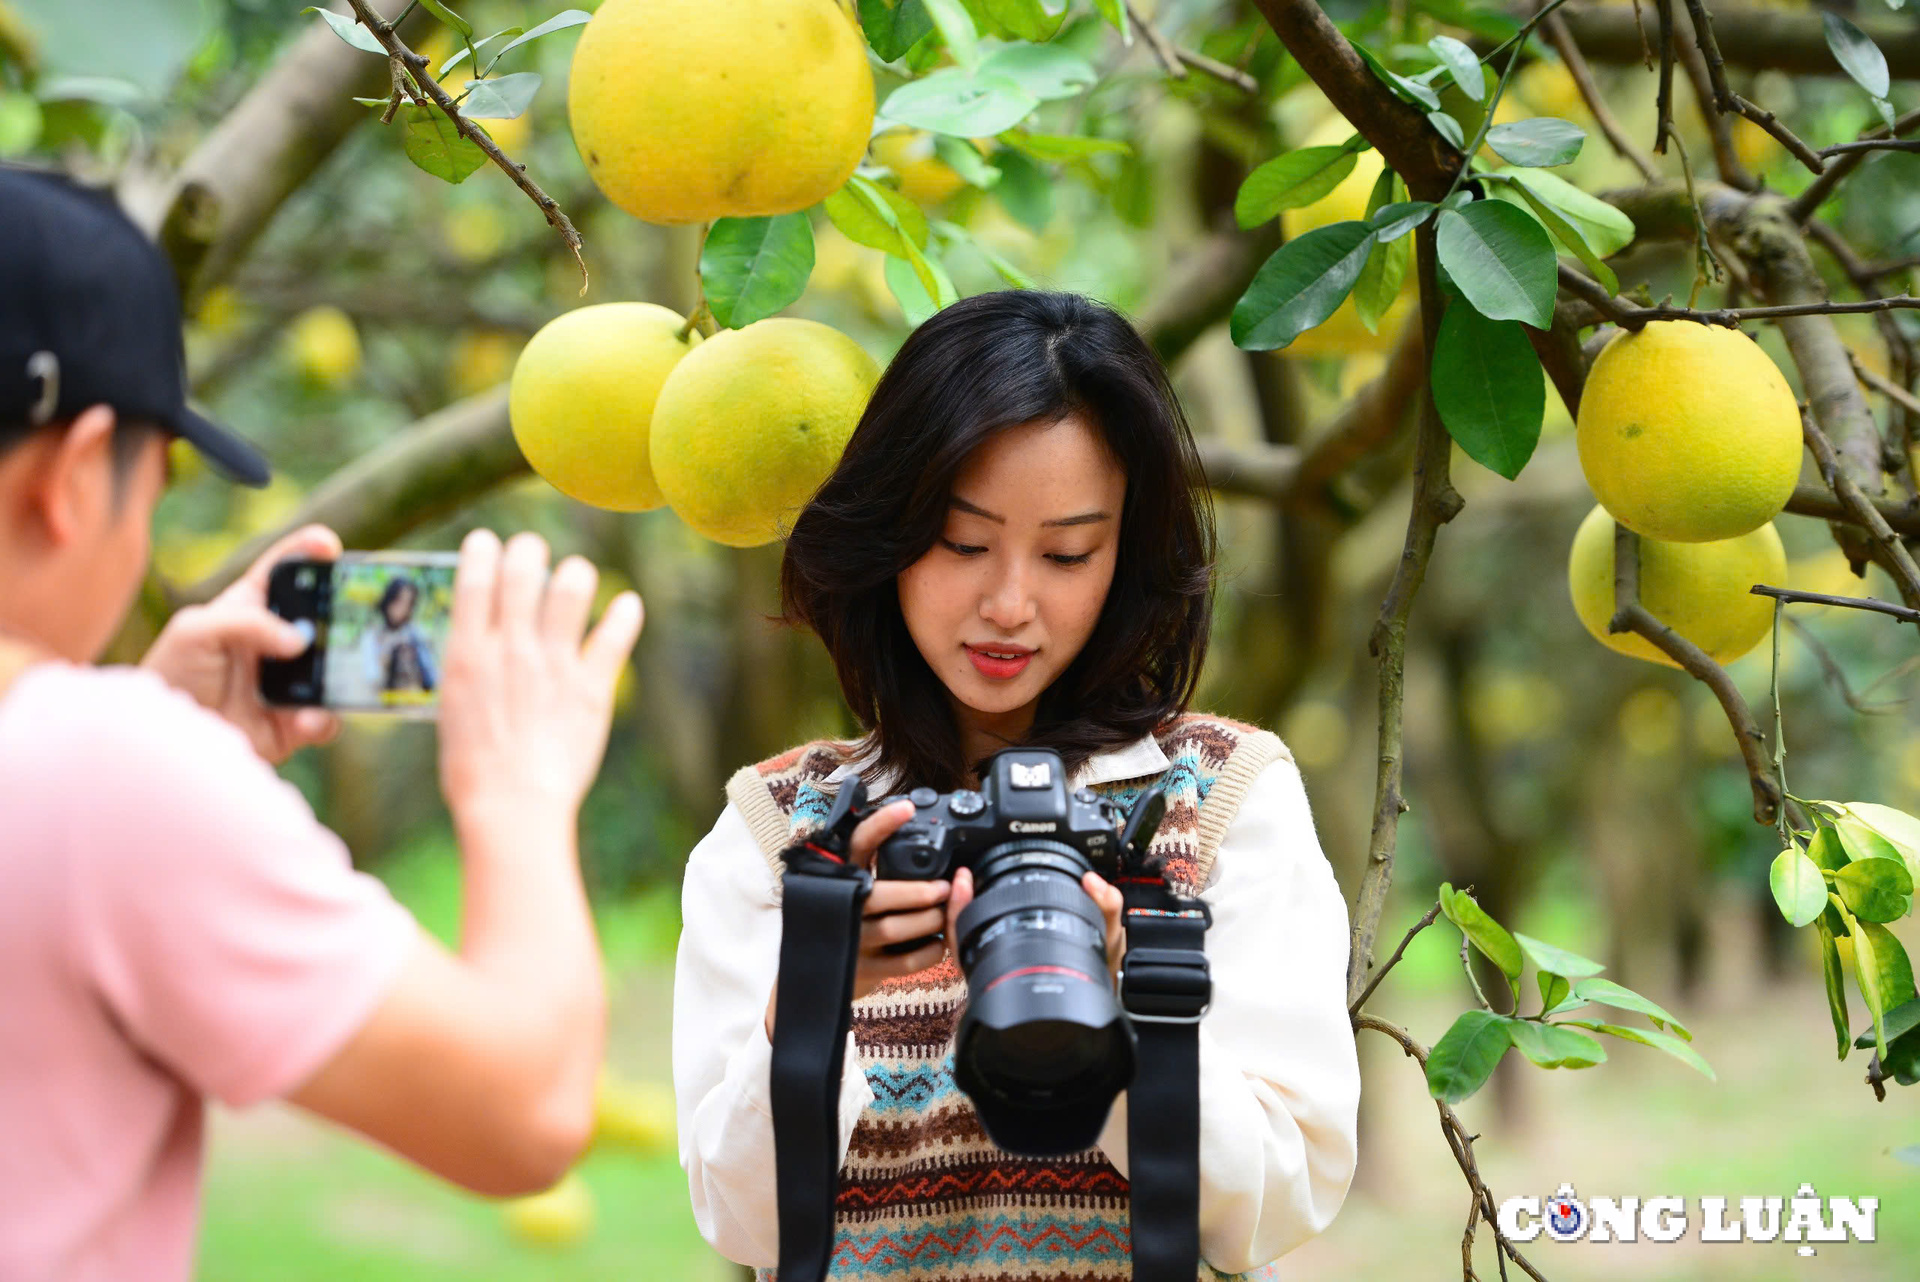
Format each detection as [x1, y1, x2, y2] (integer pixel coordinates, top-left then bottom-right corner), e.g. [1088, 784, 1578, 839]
[1428, 35, 1483, 101]
[1853, 918, 1919, 1057]
[1818, 921, 1852, 1059]
[884, 247, 957, 326]
[978, 0, 1068, 42]
[1234, 144, 1363, 230]
[1512, 931, 1605, 979]
[1485, 117, 1585, 167]
[1435, 202, 1557, 329]
[1771, 847, 1831, 928]
[1354, 44, 1441, 111]
[1370, 199, 1435, 243]
[1426, 1009, 1513, 1103]
[861, 0, 936, 62]
[933, 219, 1034, 289]
[1837, 803, 1920, 884]
[1497, 175, 1619, 294]
[1853, 997, 1920, 1050]
[1091, 0, 1130, 42]
[977, 42, 1095, 101]
[824, 174, 930, 254]
[1437, 884, 1525, 980]
[1834, 856, 1914, 923]
[933, 134, 1000, 188]
[487, 10, 590, 64]
[437, 28, 517, 78]
[993, 148, 1052, 233]
[1428, 110, 1465, 149]
[922, 0, 980, 67]
[1566, 1022, 1715, 1080]
[1354, 179, 1413, 334]
[1430, 305, 1543, 479]
[700, 214, 815, 329]
[1570, 976, 1691, 1041]
[998, 131, 1131, 161]
[1493, 168, 1635, 258]
[1807, 822, 1851, 871]
[1230, 221, 1376, 352]
[401, 105, 487, 183]
[1507, 1020, 1606, 1068]
[419, 0, 472, 38]
[305, 7, 385, 54]
[460, 71, 539, 120]
[1824, 11, 1891, 100]
[881, 67, 1038, 136]
[1538, 971, 1571, 1014]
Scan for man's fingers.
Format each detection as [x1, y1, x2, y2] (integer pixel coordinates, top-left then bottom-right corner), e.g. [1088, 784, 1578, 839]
[848, 800, 918, 869]
[540, 556, 598, 647]
[496, 532, 550, 634]
[448, 528, 502, 657]
[233, 524, 343, 599]
[581, 592, 643, 688]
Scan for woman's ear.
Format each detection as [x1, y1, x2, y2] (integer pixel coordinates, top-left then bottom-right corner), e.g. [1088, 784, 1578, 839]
[31, 404, 118, 548]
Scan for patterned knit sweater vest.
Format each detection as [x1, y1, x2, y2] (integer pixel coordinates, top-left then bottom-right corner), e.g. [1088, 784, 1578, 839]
[724, 712, 1290, 1282]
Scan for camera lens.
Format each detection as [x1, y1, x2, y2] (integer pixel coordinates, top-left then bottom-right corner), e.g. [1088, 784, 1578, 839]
[951, 841, 1135, 1156]
[294, 568, 317, 590]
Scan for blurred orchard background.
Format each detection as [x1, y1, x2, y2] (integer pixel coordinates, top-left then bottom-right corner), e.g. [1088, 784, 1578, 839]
[5, 0, 1920, 1277]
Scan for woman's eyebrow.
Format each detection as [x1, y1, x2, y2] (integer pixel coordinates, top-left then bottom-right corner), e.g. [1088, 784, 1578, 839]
[950, 495, 1112, 527]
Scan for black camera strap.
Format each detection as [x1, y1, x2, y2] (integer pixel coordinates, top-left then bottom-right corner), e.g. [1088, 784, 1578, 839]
[771, 783, 873, 1282]
[1118, 866, 1212, 1282]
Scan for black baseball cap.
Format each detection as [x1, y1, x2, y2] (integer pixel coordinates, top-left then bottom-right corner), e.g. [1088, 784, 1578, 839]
[0, 165, 270, 487]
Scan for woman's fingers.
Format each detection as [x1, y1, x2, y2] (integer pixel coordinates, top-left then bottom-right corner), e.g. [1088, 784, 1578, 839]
[864, 877, 949, 915]
[847, 799, 918, 869]
[864, 904, 947, 950]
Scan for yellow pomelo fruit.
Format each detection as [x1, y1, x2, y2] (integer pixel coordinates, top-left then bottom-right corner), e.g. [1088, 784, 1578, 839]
[502, 1170, 594, 1248]
[568, 0, 873, 225]
[509, 302, 699, 512]
[1576, 320, 1802, 542]
[1514, 60, 1585, 122]
[1567, 504, 1786, 667]
[873, 128, 966, 206]
[593, 1074, 676, 1154]
[286, 305, 361, 387]
[650, 318, 880, 547]
[450, 329, 517, 398]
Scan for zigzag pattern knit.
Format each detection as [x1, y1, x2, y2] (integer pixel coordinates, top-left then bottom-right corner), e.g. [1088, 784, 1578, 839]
[724, 713, 1287, 1282]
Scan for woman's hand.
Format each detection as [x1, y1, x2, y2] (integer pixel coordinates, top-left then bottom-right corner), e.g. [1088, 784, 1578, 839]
[1082, 872, 1126, 984]
[764, 798, 952, 1039]
[140, 524, 344, 763]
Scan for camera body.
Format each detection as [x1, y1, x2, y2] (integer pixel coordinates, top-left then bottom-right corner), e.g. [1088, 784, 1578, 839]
[846, 748, 1165, 1156]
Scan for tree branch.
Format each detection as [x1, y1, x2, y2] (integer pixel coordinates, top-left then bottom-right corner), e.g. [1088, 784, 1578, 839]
[1678, 0, 1822, 176]
[1753, 585, 1920, 626]
[1542, 13, 1657, 182]
[1124, 0, 1258, 93]
[178, 388, 522, 604]
[134, 0, 433, 301]
[1788, 104, 1920, 225]
[1559, 6, 1920, 79]
[1608, 524, 1780, 824]
[342, 0, 588, 289]
[1349, 900, 1443, 1016]
[1801, 407, 1920, 612]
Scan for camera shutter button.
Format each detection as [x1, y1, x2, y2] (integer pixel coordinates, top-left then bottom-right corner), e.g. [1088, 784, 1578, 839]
[949, 789, 985, 817]
[1074, 788, 1098, 804]
[910, 787, 940, 809]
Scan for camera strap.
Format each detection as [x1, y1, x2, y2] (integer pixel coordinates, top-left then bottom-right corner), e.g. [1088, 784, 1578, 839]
[771, 783, 873, 1282]
[1118, 868, 1212, 1282]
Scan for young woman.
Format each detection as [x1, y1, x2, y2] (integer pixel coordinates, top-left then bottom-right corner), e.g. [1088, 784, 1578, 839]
[360, 575, 437, 696]
[672, 291, 1358, 1280]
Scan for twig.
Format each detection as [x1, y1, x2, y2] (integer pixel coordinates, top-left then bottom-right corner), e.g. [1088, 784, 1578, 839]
[1461, 937, 1496, 1012]
[1610, 524, 1781, 824]
[1786, 483, 1920, 537]
[1672, 2, 1756, 191]
[1542, 14, 1658, 181]
[1850, 350, 1920, 420]
[1123, 0, 1258, 92]
[1789, 104, 1920, 224]
[1349, 900, 1443, 1016]
[1355, 1016, 1550, 1282]
[1750, 585, 1920, 625]
[1554, 267, 1920, 328]
[1801, 406, 1920, 612]
[1346, 222, 1465, 1004]
[1653, 0, 1676, 155]
[1679, 0, 1823, 175]
[1443, 0, 1581, 203]
[1784, 615, 1903, 714]
[1770, 598, 1790, 849]
[341, 0, 588, 291]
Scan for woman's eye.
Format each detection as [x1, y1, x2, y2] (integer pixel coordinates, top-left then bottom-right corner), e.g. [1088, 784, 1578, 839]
[1048, 552, 1093, 566]
[941, 539, 987, 556]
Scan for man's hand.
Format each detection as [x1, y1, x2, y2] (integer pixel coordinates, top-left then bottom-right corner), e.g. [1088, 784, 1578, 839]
[437, 528, 644, 831]
[141, 525, 344, 763]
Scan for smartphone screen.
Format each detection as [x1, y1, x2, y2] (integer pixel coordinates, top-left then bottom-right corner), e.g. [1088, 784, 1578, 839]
[263, 552, 458, 715]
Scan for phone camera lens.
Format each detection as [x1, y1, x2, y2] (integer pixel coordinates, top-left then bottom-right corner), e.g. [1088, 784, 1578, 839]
[294, 568, 317, 590]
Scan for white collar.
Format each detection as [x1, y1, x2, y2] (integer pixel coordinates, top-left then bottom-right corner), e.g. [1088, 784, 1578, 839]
[820, 732, 1170, 794]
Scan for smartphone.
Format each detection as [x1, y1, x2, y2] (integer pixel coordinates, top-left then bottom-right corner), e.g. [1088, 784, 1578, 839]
[261, 552, 459, 716]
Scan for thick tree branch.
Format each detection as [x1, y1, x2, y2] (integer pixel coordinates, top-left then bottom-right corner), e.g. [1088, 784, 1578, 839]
[1559, 6, 1920, 79]
[1608, 525, 1780, 824]
[179, 388, 523, 603]
[1785, 483, 1920, 538]
[135, 0, 432, 301]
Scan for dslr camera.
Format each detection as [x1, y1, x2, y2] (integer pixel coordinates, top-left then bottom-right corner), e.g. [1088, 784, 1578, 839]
[852, 747, 1168, 1155]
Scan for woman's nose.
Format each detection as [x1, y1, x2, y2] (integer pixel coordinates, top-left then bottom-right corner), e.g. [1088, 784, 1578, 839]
[980, 562, 1036, 630]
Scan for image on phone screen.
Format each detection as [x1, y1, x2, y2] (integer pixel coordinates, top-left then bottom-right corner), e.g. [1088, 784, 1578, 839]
[325, 559, 455, 711]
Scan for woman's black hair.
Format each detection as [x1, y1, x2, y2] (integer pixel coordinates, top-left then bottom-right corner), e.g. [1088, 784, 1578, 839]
[377, 575, 418, 624]
[781, 290, 1216, 792]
